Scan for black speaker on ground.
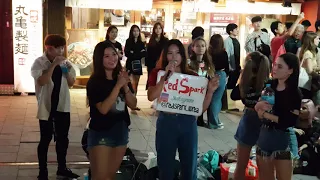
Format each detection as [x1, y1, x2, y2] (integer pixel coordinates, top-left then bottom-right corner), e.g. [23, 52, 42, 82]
[211, 0, 219, 2]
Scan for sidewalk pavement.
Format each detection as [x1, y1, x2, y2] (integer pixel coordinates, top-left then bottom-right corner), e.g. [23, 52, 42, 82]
[0, 85, 317, 179]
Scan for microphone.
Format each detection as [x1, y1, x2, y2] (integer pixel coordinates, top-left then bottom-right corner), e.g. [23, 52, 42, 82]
[165, 60, 177, 81]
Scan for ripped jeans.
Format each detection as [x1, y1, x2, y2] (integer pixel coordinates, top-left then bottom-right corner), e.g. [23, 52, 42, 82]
[256, 125, 291, 160]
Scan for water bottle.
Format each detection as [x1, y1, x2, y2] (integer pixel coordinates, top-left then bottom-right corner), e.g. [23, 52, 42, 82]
[83, 172, 89, 180]
[260, 84, 275, 113]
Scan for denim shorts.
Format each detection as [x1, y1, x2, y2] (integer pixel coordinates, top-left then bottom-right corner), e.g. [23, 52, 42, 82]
[234, 108, 261, 147]
[87, 121, 129, 149]
[256, 126, 291, 160]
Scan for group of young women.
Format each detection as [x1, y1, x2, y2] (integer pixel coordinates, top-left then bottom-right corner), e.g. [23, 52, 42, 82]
[233, 30, 320, 180]
[84, 19, 310, 180]
[85, 22, 221, 180]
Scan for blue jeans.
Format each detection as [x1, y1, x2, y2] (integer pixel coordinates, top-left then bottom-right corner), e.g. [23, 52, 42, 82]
[234, 108, 261, 146]
[208, 70, 227, 127]
[288, 127, 299, 159]
[156, 112, 198, 180]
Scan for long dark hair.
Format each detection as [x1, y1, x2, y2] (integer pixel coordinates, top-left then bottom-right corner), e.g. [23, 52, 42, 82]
[189, 37, 215, 77]
[91, 41, 122, 80]
[156, 39, 192, 74]
[128, 25, 142, 43]
[209, 34, 225, 55]
[278, 53, 300, 90]
[105, 25, 118, 40]
[240, 52, 270, 98]
[149, 22, 165, 46]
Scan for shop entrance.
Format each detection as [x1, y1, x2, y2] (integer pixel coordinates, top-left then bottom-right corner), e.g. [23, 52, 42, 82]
[0, 0, 14, 84]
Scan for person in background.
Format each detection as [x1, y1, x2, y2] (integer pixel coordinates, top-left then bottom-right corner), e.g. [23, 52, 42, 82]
[270, 13, 304, 65]
[124, 25, 146, 111]
[255, 53, 302, 180]
[315, 20, 320, 48]
[232, 52, 270, 180]
[298, 32, 320, 99]
[208, 34, 230, 129]
[86, 42, 137, 180]
[31, 35, 79, 180]
[188, 26, 205, 57]
[285, 22, 293, 30]
[284, 24, 305, 54]
[105, 25, 123, 60]
[245, 16, 270, 54]
[302, 20, 312, 31]
[145, 22, 168, 89]
[147, 39, 219, 179]
[189, 37, 215, 126]
[224, 23, 241, 90]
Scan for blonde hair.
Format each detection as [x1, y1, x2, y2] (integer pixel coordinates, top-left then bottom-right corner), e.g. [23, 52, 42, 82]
[189, 37, 215, 77]
[299, 32, 318, 61]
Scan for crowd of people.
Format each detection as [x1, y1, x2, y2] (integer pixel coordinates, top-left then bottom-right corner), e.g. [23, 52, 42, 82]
[30, 10, 320, 180]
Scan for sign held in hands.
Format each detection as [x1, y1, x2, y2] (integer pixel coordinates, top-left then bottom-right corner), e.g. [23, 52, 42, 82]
[155, 70, 208, 116]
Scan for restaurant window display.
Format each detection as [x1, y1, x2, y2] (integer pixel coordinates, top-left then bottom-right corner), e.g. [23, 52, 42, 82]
[173, 9, 197, 45]
[140, 9, 165, 41]
[66, 8, 132, 77]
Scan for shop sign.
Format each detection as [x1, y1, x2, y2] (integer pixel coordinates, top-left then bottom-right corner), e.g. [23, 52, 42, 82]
[12, 0, 43, 93]
[210, 13, 238, 24]
[179, 38, 191, 45]
[155, 70, 208, 116]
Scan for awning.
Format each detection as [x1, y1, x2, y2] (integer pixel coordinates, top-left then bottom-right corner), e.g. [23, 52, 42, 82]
[192, 0, 301, 15]
[65, 0, 153, 11]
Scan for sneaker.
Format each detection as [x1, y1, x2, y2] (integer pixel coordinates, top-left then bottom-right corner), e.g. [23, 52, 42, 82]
[37, 169, 48, 180]
[208, 123, 224, 129]
[57, 168, 80, 179]
[218, 122, 224, 126]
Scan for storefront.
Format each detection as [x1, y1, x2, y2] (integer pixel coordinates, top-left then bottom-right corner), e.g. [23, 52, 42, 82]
[6, 0, 303, 93]
[64, 0, 301, 84]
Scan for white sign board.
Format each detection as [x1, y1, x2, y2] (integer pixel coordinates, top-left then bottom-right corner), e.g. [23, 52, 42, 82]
[155, 70, 208, 116]
[12, 0, 43, 93]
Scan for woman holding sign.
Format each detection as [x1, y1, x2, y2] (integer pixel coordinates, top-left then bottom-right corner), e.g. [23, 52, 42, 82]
[86, 42, 137, 180]
[189, 37, 215, 127]
[147, 39, 219, 180]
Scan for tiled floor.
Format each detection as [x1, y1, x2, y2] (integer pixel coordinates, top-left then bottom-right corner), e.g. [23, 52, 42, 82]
[0, 75, 318, 179]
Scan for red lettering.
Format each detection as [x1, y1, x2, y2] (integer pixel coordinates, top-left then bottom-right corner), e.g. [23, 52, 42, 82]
[179, 78, 189, 95]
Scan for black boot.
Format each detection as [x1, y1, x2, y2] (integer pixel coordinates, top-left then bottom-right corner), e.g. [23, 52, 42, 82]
[57, 168, 80, 179]
[37, 169, 48, 180]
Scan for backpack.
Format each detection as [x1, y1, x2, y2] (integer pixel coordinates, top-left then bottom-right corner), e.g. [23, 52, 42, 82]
[254, 37, 271, 58]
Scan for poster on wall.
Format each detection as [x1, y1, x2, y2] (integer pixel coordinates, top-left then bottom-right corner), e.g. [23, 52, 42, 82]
[209, 13, 239, 39]
[12, 0, 43, 93]
[66, 29, 100, 76]
[104, 10, 130, 26]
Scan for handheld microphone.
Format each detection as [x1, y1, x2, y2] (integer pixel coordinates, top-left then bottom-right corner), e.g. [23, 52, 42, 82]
[165, 60, 177, 81]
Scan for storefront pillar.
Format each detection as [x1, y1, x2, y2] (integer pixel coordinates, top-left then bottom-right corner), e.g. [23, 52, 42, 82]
[44, 0, 66, 37]
[301, 0, 320, 32]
